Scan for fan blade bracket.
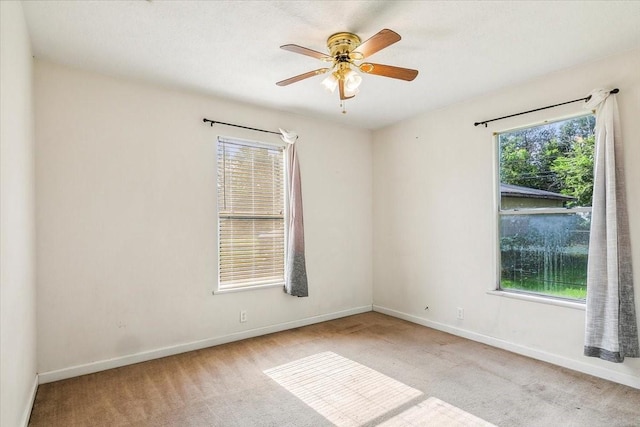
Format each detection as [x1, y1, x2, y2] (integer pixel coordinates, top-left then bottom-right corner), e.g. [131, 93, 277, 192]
[360, 63, 374, 73]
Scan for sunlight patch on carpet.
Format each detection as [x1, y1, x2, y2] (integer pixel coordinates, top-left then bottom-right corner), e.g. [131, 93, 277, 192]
[377, 397, 496, 427]
[264, 351, 423, 427]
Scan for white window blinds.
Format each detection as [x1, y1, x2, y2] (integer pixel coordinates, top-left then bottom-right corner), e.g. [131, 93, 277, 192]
[217, 138, 286, 290]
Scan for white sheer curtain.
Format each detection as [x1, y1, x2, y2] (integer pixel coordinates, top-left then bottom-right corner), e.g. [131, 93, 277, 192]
[280, 130, 308, 297]
[583, 89, 639, 362]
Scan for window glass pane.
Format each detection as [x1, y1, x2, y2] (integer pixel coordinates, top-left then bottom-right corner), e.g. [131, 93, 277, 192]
[500, 212, 590, 300]
[497, 115, 594, 300]
[499, 115, 595, 209]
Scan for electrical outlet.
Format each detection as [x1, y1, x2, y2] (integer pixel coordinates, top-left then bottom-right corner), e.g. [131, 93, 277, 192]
[456, 307, 464, 320]
[240, 310, 247, 323]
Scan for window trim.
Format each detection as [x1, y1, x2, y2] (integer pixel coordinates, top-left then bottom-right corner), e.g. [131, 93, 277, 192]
[486, 289, 586, 311]
[214, 136, 289, 294]
[494, 112, 594, 303]
[214, 282, 284, 295]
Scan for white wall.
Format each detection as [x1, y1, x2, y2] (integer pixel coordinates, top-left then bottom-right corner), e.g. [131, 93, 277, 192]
[372, 49, 640, 387]
[34, 61, 373, 377]
[0, 1, 38, 425]
[30, 37, 639, 392]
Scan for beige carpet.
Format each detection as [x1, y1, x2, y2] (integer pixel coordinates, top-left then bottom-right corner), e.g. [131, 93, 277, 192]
[265, 351, 422, 426]
[378, 397, 496, 427]
[29, 312, 640, 426]
[266, 351, 495, 427]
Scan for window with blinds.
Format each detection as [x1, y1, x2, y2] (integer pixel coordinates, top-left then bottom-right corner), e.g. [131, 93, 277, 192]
[217, 137, 286, 291]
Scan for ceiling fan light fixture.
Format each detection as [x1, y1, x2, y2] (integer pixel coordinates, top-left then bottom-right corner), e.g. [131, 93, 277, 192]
[343, 69, 362, 92]
[278, 29, 418, 111]
[321, 72, 339, 93]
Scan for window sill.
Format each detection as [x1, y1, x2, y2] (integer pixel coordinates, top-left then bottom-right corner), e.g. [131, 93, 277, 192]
[213, 282, 283, 295]
[486, 290, 585, 311]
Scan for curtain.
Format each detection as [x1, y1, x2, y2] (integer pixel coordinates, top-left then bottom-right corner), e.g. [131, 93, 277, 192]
[584, 89, 639, 362]
[283, 141, 309, 297]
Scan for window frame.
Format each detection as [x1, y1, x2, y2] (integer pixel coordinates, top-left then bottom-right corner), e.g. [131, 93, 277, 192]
[494, 112, 595, 303]
[215, 136, 289, 294]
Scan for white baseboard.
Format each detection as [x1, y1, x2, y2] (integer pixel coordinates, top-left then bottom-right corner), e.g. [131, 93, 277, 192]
[38, 305, 372, 384]
[373, 305, 640, 390]
[21, 374, 38, 427]
[38, 304, 638, 389]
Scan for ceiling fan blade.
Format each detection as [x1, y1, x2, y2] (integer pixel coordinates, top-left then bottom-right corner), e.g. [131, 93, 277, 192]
[359, 63, 418, 81]
[276, 68, 330, 86]
[355, 29, 401, 58]
[339, 79, 355, 100]
[280, 44, 332, 61]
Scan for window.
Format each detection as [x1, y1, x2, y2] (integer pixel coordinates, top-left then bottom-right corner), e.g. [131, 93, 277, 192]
[217, 137, 286, 292]
[497, 114, 595, 300]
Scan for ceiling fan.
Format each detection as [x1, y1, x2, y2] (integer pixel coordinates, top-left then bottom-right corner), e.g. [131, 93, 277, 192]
[276, 29, 418, 104]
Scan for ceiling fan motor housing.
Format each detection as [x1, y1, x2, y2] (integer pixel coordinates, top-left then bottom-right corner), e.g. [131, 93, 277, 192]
[327, 32, 361, 61]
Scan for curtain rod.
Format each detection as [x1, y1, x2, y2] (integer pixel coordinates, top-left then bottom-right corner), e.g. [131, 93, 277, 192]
[473, 88, 619, 128]
[202, 118, 282, 136]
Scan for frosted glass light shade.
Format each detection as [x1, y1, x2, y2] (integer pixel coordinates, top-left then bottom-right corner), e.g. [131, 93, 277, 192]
[344, 69, 362, 92]
[321, 73, 339, 93]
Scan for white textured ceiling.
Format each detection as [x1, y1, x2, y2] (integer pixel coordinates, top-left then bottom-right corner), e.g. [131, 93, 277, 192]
[22, 1, 640, 130]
